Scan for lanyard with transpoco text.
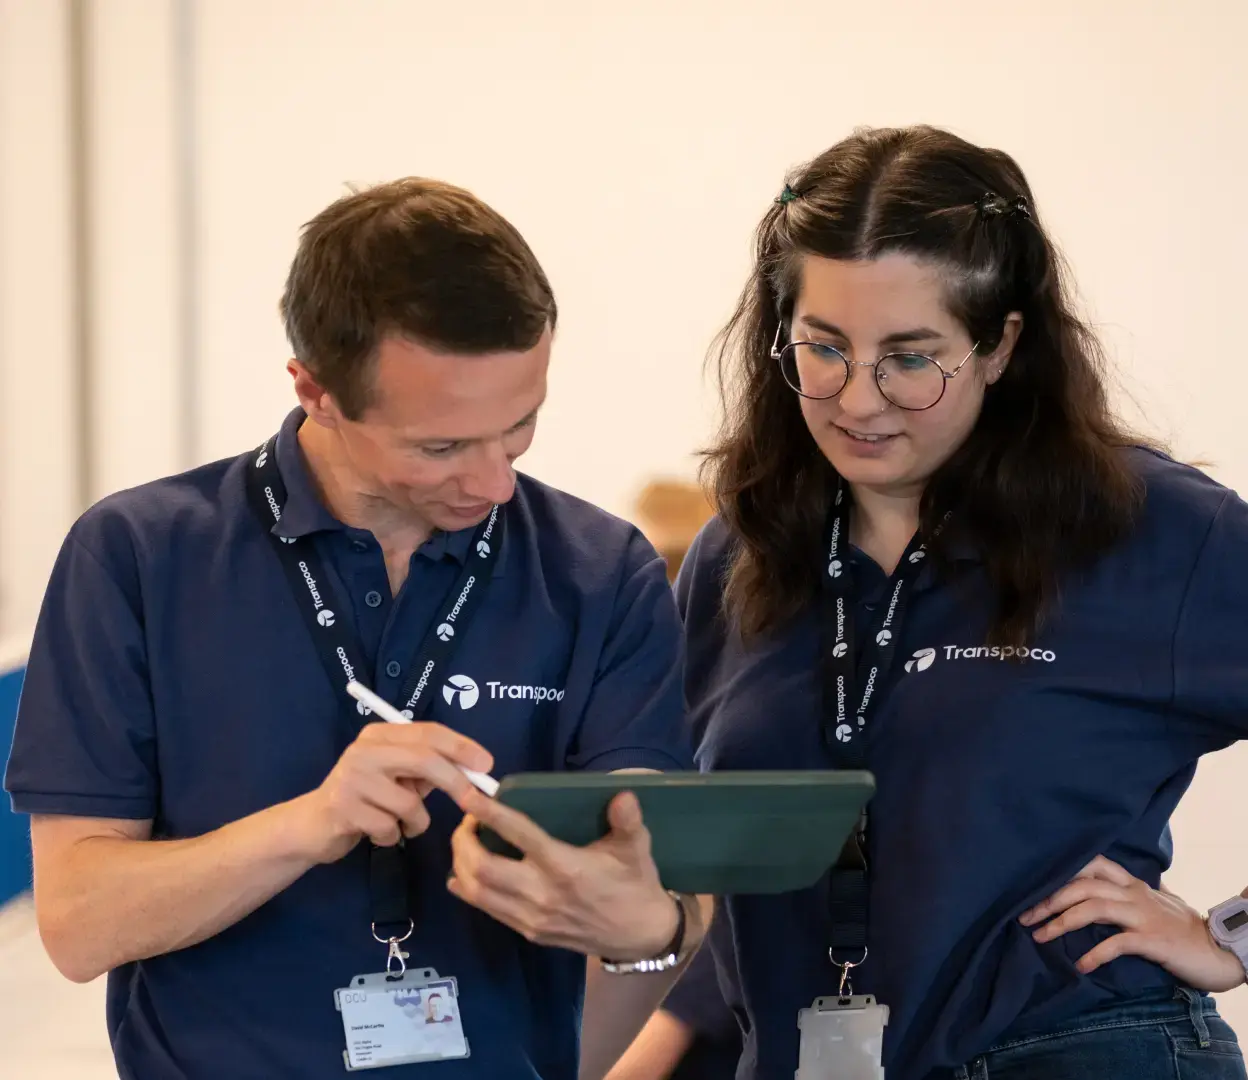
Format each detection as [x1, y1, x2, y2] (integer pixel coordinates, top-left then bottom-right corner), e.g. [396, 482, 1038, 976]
[821, 480, 944, 997]
[242, 424, 504, 965]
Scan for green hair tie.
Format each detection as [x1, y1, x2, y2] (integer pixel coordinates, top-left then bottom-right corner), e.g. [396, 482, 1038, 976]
[776, 183, 799, 206]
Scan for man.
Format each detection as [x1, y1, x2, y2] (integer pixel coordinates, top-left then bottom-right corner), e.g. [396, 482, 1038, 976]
[4, 179, 706, 1079]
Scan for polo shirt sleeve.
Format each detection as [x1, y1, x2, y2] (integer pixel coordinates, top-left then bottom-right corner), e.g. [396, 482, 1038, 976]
[661, 936, 741, 1045]
[4, 519, 158, 820]
[672, 518, 729, 631]
[672, 519, 734, 754]
[564, 534, 693, 773]
[1173, 490, 1248, 743]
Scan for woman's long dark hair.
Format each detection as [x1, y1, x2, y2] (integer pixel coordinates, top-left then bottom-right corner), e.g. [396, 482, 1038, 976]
[704, 125, 1149, 646]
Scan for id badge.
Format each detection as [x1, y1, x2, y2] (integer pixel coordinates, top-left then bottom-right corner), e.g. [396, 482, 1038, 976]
[796, 995, 889, 1080]
[334, 967, 470, 1071]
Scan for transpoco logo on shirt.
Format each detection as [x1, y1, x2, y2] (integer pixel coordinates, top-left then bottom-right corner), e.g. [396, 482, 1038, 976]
[442, 675, 480, 710]
[317, 609, 336, 627]
[904, 648, 936, 673]
[255, 449, 268, 468]
[440, 674, 566, 710]
[904, 644, 1058, 673]
[487, 681, 565, 703]
[436, 623, 455, 642]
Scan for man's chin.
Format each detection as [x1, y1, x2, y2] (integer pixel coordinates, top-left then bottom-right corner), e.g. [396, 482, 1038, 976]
[433, 502, 495, 530]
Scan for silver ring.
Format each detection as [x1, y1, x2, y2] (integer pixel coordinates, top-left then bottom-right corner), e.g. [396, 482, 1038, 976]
[371, 918, 414, 946]
[829, 945, 868, 970]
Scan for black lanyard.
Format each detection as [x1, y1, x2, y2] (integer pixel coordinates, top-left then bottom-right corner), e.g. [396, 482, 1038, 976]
[243, 424, 503, 934]
[821, 481, 943, 987]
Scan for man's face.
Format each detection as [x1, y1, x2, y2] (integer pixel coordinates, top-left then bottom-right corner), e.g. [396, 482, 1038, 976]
[309, 329, 550, 533]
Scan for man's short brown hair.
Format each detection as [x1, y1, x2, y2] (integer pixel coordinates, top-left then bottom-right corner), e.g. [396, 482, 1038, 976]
[279, 178, 557, 419]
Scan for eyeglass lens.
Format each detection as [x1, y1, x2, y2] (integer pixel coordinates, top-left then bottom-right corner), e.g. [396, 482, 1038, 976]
[779, 343, 947, 410]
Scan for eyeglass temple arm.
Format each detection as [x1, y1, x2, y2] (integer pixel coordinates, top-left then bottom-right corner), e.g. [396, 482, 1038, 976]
[770, 322, 784, 360]
[944, 343, 980, 378]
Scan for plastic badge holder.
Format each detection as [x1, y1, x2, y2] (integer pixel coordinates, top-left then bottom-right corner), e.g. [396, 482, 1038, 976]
[478, 770, 875, 896]
[796, 995, 889, 1080]
[334, 968, 470, 1071]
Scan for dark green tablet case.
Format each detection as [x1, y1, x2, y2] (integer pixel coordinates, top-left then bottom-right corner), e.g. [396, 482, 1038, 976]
[478, 770, 874, 895]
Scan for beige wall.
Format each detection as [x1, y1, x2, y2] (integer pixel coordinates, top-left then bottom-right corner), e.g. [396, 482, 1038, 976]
[84, 0, 185, 500]
[0, 0, 1245, 1035]
[0, 0, 79, 647]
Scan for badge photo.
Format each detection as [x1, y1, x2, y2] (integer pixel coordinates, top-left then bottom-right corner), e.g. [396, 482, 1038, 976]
[335, 969, 470, 1071]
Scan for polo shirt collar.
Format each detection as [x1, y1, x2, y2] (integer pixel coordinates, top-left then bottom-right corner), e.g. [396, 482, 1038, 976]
[272, 408, 341, 539]
[417, 523, 476, 565]
[269, 407, 487, 568]
[939, 523, 984, 566]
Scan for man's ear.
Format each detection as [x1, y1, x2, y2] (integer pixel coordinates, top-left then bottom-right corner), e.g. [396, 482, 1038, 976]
[984, 312, 1023, 384]
[287, 359, 342, 428]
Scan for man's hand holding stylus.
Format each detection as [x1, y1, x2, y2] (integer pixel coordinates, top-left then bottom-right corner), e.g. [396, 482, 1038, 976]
[307, 720, 496, 862]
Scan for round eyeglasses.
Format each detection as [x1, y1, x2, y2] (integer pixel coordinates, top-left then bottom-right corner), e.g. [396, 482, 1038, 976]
[771, 326, 979, 411]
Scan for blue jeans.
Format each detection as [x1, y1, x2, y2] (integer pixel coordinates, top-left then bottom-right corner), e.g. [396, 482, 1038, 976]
[952, 988, 1245, 1080]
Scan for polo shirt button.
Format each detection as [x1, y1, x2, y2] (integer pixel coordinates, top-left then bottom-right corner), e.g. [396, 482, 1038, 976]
[385, 661, 401, 678]
[365, 590, 383, 608]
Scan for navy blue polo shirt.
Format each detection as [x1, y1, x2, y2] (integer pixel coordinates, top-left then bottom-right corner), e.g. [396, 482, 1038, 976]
[675, 448, 1248, 1080]
[5, 407, 692, 1080]
[662, 934, 743, 1080]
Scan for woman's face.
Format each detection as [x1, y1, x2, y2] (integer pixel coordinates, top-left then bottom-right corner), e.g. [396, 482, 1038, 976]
[788, 253, 1018, 498]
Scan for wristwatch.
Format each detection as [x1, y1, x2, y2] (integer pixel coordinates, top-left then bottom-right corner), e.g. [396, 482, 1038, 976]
[600, 891, 692, 975]
[1207, 893, 1248, 979]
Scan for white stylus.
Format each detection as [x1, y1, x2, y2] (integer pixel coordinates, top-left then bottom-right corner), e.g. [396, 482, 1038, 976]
[345, 679, 500, 797]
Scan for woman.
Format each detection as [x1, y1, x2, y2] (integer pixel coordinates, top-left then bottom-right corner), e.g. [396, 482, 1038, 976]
[676, 125, 1248, 1079]
[606, 934, 741, 1080]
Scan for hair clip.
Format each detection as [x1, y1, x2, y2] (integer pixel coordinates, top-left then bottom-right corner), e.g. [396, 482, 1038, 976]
[775, 183, 800, 206]
[976, 191, 1005, 217]
[977, 191, 1032, 223]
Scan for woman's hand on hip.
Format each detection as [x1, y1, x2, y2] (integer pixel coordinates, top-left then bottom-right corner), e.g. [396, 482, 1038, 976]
[1020, 855, 1247, 992]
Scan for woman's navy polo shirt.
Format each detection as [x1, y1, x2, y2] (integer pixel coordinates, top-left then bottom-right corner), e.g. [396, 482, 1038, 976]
[675, 448, 1248, 1080]
[4, 408, 693, 1080]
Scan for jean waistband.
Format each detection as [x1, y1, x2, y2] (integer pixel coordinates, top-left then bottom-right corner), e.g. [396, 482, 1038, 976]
[989, 986, 1217, 1053]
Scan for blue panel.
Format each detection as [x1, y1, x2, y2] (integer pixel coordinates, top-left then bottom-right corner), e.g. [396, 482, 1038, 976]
[0, 666, 30, 905]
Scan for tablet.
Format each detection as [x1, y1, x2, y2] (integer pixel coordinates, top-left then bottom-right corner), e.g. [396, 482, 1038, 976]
[478, 770, 874, 896]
